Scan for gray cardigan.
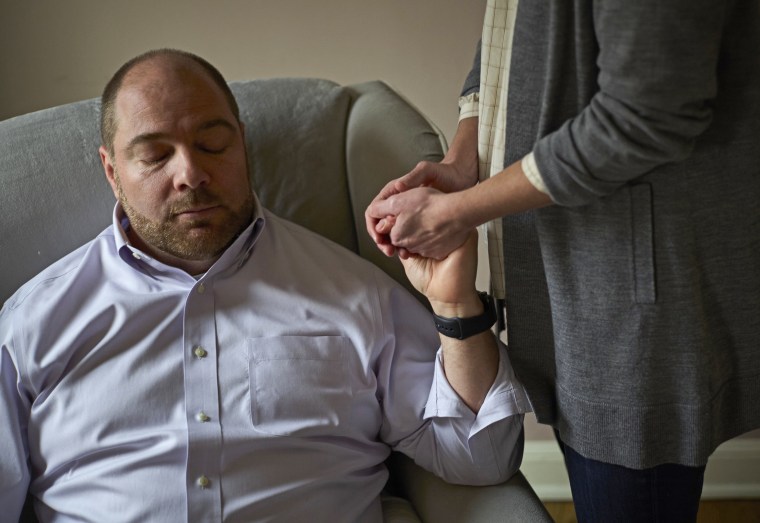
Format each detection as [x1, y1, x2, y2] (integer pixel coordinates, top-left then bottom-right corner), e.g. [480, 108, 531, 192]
[464, 0, 760, 468]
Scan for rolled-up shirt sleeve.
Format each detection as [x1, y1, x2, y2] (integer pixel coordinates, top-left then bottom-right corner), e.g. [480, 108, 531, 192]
[417, 341, 529, 485]
[424, 342, 530, 437]
[458, 93, 480, 122]
[375, 279, 529, 486]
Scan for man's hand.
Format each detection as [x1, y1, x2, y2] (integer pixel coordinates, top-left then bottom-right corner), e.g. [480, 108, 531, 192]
[399, 229, 480, 316]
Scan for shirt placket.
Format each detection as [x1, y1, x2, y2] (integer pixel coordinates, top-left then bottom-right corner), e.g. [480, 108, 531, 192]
[183, 277, 223, 521]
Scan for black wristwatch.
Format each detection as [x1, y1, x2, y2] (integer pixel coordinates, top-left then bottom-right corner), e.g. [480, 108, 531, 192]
[433, 292, 496, 340]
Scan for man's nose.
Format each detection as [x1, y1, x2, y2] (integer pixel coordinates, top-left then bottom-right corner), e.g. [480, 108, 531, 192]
[173, 149, 210, 190]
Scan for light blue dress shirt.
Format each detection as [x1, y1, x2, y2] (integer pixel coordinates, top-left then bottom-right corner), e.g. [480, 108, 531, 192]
[0, 201, 529, 522]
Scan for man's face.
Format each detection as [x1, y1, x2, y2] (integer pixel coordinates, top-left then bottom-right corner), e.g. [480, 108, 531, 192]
[100, 58, 254, 269]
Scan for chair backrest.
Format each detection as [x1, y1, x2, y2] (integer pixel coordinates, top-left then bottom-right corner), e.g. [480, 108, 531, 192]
[0, 78, 446, 305]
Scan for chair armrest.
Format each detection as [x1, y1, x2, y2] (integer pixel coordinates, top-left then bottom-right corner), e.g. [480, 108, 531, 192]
[381, 495, 423, 523]
[387, 452, 553, 523]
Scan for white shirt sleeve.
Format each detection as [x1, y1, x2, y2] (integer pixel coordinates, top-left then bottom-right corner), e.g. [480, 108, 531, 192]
[375, 281, 530, 485]
[458, 93, 480, 121]
[0, 306, 32, 522]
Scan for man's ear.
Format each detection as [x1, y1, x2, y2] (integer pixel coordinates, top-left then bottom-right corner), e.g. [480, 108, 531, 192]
[99, 145, 120, 200]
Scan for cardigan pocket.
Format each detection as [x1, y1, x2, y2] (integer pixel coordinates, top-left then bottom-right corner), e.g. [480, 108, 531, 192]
[629, 183, 656, 304]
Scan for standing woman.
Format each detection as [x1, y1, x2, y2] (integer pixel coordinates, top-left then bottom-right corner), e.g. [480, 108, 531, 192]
[366, 1, 760, 521]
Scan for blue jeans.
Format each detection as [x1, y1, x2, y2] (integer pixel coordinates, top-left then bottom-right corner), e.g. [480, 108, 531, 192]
[557, 436, 706, 523]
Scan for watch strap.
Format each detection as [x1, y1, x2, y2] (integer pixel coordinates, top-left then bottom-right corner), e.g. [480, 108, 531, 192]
[433, 292, 496, 340]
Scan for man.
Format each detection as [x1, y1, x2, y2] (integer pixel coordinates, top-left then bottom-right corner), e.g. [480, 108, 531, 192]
[0, 49, 529, 522]
[366, 1, 760, 521]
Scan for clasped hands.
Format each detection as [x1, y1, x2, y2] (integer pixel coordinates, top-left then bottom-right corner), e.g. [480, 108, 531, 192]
[365, 160, 478, 259]
[364, 160, 481, 315]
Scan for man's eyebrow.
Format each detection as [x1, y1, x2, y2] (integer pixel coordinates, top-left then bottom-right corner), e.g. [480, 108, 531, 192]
[197, 118, 238, 134]
[125, 132, 169, 154]
[125, 119, 238, 155]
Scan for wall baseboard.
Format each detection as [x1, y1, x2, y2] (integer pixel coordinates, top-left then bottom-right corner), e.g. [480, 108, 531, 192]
[520, 439, 760, 501]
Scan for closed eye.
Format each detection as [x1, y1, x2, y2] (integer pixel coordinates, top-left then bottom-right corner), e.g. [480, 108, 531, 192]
[141, 153, 170, 165]
[196, 121, 236, 154]
[199, 144, 229, 154]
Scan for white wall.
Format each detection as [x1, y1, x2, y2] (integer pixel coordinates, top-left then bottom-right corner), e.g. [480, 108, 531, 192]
[1, 0, 484, 143]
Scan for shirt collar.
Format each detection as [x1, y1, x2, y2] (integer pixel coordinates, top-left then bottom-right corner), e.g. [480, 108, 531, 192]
[111, 193, 266, 277]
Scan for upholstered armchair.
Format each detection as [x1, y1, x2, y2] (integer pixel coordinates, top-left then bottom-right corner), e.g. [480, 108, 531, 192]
[0, 78, 552, 522]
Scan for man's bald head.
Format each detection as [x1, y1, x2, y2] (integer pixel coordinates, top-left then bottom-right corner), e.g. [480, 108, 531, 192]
[100, 49, 240, 155]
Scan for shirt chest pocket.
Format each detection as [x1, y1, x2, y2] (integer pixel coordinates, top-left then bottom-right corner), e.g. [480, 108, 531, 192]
[247, 336, 353, 436]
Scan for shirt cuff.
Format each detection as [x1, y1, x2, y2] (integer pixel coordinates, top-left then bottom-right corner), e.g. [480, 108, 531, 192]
[423, 340, 531, 437]
[458, 93, 479, 122]
[522, 152, 549, 195]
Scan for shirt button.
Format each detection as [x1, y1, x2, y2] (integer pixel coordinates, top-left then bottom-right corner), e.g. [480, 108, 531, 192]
[193, 346, 207, 358]
[197, 412, 211, 423]
[197, 475, 210, 489]
[197, 283, 206, 294]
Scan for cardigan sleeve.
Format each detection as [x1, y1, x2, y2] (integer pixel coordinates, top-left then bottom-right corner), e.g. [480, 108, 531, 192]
[533, 0, 726, 206]
[461, 39, 482, 98]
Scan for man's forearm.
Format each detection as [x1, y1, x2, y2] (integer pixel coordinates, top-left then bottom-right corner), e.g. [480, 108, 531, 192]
[439, 332, 500, 413]
[399, 231, 500, 412]
[430, 293, 499, 413]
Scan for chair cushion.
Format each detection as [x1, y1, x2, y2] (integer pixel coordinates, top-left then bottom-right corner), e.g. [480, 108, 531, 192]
[0, 99, 112, 302]
[232, 78, 357, 252]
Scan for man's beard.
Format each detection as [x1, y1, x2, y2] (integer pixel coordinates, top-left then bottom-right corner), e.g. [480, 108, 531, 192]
[115, 175, 254, 262]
